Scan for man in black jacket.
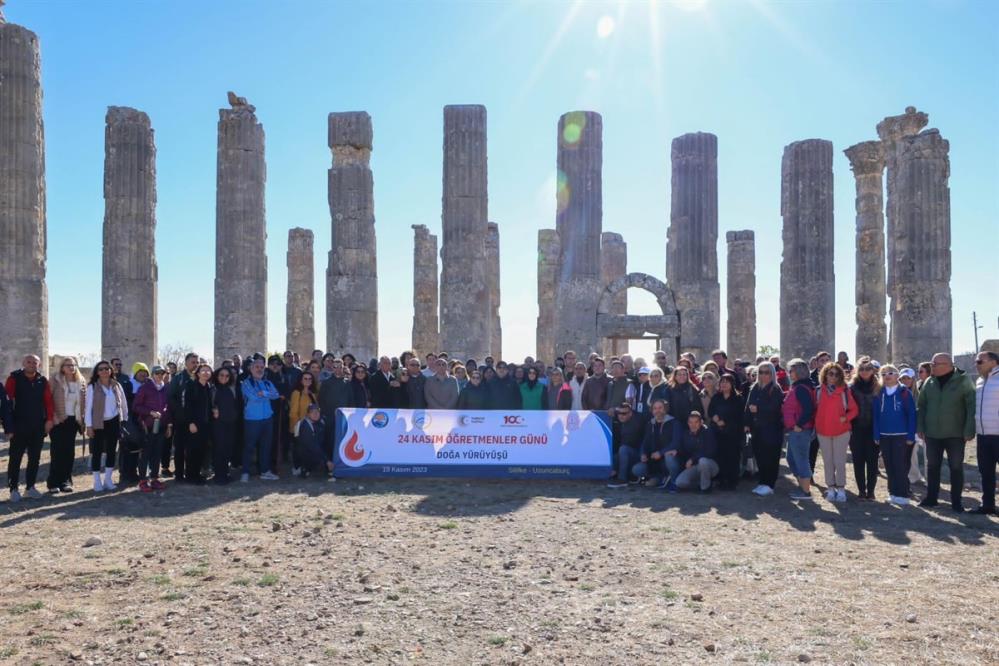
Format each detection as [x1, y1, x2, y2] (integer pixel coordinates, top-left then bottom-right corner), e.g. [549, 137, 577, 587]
[165, 352, 198, 479]
[607, 403, 647, 488]
[675, 412, 719, 492]
[5, 355, 54, 502]
[487, 362, 522, 410]
[368, 357, 397, 408]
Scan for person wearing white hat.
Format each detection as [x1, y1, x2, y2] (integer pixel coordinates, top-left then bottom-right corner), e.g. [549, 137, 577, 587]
[899, 368, 926, 485]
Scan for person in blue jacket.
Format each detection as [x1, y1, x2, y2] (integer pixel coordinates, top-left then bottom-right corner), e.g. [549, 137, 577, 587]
[873, 364, 918, 506]
[240, 355, 281, 482]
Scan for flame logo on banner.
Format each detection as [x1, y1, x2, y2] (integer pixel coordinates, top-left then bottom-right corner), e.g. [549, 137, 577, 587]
[339, 431, 371, 467]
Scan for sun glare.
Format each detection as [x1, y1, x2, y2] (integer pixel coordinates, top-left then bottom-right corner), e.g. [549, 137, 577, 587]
[597, 15, 616, 39]
[675, 0, 708, 12]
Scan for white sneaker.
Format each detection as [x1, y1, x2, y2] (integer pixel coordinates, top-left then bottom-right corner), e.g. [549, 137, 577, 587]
[240, 473, 250, 483]
[825, 489, 837, 502]
[93, 472, 105, 492]
[892, 496, 910, 506]
[759, 485, 774, 496]
[751, 485, 764, 495]
[292, 467, 302, 477]
[25, 486, 43, 499]
[103, 469, 117, 492]
[835, 488, 847, 503]
[260, 471, 279, 481]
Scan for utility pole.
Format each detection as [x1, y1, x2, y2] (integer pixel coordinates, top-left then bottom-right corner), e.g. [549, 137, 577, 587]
[973, 311, 982, 351]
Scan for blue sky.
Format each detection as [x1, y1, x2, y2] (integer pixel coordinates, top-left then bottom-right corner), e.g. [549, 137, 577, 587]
[13, 0, 999, 363]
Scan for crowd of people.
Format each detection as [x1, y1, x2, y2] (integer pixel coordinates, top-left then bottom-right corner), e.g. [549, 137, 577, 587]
[1, 345, 997, 516]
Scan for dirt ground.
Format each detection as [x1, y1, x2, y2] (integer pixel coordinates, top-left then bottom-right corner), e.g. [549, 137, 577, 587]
[1, 439, 997, 666]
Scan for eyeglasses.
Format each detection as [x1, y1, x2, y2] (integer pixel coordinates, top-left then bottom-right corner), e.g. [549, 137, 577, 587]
[859, 366, 873, 371]
[302, 377, 313, 381]
[881, 371, 897, 376]
[97, 366, 111, 372]
[975, 359, 987, 365]
[153, 370, 166, 375]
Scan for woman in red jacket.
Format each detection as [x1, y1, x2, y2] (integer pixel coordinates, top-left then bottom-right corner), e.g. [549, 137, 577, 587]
[815, 362, 859, 503]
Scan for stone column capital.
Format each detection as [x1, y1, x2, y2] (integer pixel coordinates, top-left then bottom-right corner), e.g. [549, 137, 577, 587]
[844, 140, 885, 175]
[876, 106, 928, 144]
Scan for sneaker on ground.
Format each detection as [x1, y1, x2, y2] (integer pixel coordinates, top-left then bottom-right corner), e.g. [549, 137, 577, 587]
[9, 489, 21, 503]
[292, 467, 302, 477]
[644, 478, 660, 488]
[751, 485, 765, 496]
[758, 485, 774, 496]
[606, 481, 628, 489]
[240, 473, 250, 483]
[60, 484, 73, 493]
[790, 489, 811, 500]
[892, 496, 910, 506]
[25, 487, 43, 499]
[260, 471, 280, 481]
[161, 469, 174, 478]
[138, 480, 152, 493]
[835, 489, 847, 503]
[825, 489, 837, 502]
[151, 479, 166, 491]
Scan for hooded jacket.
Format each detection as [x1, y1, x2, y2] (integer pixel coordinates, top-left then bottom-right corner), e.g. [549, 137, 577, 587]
[917, 369, 976, 440]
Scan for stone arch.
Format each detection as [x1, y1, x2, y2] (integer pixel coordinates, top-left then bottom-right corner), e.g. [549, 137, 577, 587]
[596, 272, 680, 358]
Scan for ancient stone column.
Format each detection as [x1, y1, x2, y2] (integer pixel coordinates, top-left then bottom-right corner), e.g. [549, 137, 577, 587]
[411, 224, 439, 357]
[779, 139, 835, 361]
[286, 228, 314, 360]
[536, 229, 561, 363]
[101, 107, 157, 368]
[725, 230, 756, 361]
[600, 232, 627, 356]
[553, 111, 603, 357]
[891, 129, 952, 364]
[486, 221, 501, 360]
[844, 141, 887, 361]
[439, 105, 490, 360]
[0, 17, 48, 375]
[215, 92, 267, 363]
[667, 132, 720, 361]
[876, 107, 928, 305]
[327, 112, 378, 362]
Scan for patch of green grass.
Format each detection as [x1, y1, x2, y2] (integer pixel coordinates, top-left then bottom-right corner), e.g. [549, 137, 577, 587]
[182, 566, 208, 578]
[114, 618, 133, 629]
[660, 587, 679, 600]
[150, 574, 171, 586]
[231, 577, 251, 587]
[28, 634, 56, 647]
[386, 593, 400, 601]
[853, 636, 873, 650]
[439, 521, 458, 530]
[330, 513, 345, 521]
[0, 646, 18, 659]
[258, 574, 280, 587]
[399, 586, 411, 594]
[755, 650, 774, 663]
[9, 601, 43, 615]
[579, 583, 595, 592]
[61, 609, 84, 620]
[161, 591, 186, 602]
[324, 648, 338, 658]
[488, 636, 507, 646]
[105, 567, 126, 576]
[722, 561, 740, 568]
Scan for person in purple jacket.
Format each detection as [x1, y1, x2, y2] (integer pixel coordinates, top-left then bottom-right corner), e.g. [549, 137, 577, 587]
[132, 365, 172, 492]
[874, 364, 917, 506]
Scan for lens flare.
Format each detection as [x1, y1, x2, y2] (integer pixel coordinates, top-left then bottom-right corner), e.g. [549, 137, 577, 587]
[596, 15, 615, 39]
[560, 111, 588, 147]
[556, 169, 571, 213]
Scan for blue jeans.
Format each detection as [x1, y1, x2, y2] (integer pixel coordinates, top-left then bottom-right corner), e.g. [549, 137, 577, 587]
[786, 429, 814, 479]
[617, 445, 640, 481]
[243, 418, 273, 475]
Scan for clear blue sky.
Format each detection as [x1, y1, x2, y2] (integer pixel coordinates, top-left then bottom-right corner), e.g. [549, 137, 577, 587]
[13, 0, 999, 364]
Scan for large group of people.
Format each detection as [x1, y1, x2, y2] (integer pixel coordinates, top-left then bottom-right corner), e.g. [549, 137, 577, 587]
[1, 344, 997, 516]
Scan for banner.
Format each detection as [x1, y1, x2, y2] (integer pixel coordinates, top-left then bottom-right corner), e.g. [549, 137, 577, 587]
[334, 409, 612, 479]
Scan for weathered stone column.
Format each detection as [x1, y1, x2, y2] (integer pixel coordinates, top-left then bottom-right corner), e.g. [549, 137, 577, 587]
[439, 105, 490, 360]
[891, 129, 952, 364]
[286, 227, 314, 360]
[536, 229, 560, 363]
[877, 107, 928, 358]
[486, 221, 501, 360]
[667, 132, 720, 361]
[779, 139, 835, 360]
[411, 224, 439, 357]
[101, 107, 157, 368]
[600, 232, 627, 356]
[327, 112, 378, 362]
[214, 93, 267, 363]
[725, 230, 756, 361]
[0, 17, 48, 375]
[844, 140, 887, 361]
[554, 111, 603, 356]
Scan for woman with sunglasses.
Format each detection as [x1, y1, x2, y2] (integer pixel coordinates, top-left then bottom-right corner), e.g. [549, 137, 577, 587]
[288, 371, 318, 475]
[457, 369, 489, 410]
[848, 360, 882, 500]
[874, 365, 917, 505]
[814, 362, 859, 503]
[47, 356, 86, 493]
[348, 364, 371, 408]
[744, 361, 785, 496]
[182, 364, 214, 484]
[84, 361, 129, 492]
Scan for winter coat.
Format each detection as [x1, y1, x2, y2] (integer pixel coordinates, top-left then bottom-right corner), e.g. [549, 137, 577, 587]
[668, 382, 698, 424]
[678, 424, 718, 463]
[814, 384, 859, 437]
[581, 374, 610, 410]
[133, 380, 171, 430]
[519, 381, 547, 410]
[849, 377, 878, 434]
[872, 385, 916, 442]
[917, 370, 976, 440]
[744, 382, 784, 435]
[457, 383, 489, 410]
[708, 391, 744, 438]
[976, 366, 999, 436]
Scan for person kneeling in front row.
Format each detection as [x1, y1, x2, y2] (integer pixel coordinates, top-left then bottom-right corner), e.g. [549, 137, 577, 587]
[607, 402, 648, 488]
[674, 411, 719, 493]
[295, 404, 333, 480]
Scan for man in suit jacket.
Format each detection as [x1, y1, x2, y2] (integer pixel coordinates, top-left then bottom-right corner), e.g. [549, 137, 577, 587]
[368, 356, 398, 408]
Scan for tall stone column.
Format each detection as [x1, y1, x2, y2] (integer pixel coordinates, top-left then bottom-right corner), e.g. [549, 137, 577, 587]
[439, 105, 490, 360]
[215, 93, 267, 363]
[876, 106, 927, 356]
[101, 106, 157, 368]
[600, 232, 627, 356]
[891, 129, 951, 364]
[0, 17, 48, 375]
[725, 230, 756, 361]
[327, 112, 378, 362]
[844, 140, 887, 361]
[667, 132, 720, 361]
[536, 229, 560, 363]
[486, 221, 501, 360]
[779, 139, 835, 361]
[411, 224, 439, 357]
[286, 227, 314, 360]
[553, 111, 603, 357]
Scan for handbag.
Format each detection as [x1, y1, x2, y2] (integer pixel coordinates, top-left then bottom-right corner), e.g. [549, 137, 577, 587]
[119, 417, 146, 453]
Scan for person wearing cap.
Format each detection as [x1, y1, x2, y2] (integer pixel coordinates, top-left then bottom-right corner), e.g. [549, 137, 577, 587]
[899, 367, 926, 484]
[607, 402, 647, 488]
[487, 362, 522, 410]
[973, 350, 999, 515]
[848, 359, 881, 500]
[118, 362, 151, 486]
[133, 365, 172, 491]
[874, 364, 917, 505]
[627, 367, 653, 416]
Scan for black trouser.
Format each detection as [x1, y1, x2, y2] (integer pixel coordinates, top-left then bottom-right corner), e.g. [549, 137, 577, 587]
[880, 435, 912, 499]
[977, 434, 999, 511]
[139, 429, 164, 480]
[270, 408, 286, 470]
[809, 436, 819, 476]
[185, 427, 208, 482]
[7, 430, 44, 491]
[161, 430, 173, 471]
[172, 429, 188, 479]
[90, 417, 120, 472]
[119, 436, 140, 483]
[212, 420, 236, 482]
[47, 418, 79, 489]
[716, 431, 742, 488]
[752, 427, 783, 489]
[925, 436, 966, 508]
[849, 429, 879, 495]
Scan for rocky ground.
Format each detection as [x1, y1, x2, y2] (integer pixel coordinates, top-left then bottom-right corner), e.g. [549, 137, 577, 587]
[1, 442, 997, 666]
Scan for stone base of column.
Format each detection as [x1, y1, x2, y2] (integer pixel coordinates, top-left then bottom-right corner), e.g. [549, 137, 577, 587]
[102, 277, 156, 367]
[327, 248, 377, 363]
[554, 277, 602, 357]
[891, 281, 951, 365]
[673, 280, 720, 362]
[780, 280, 835, 362]
[214, 277, 266, 362]
[0, 278, 48, 376]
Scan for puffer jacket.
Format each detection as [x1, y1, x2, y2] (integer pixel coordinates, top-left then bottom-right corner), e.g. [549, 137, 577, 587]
[917, 370, 976, 440]
[975, 366, 999, 436]
[814, 384, 859, 437]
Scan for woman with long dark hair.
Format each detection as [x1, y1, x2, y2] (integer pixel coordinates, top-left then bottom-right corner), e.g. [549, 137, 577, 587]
[348, 364, 371, 408]
[84, 360, 128, 492]
[848, 360, 881, 500]
[667, 366, 698, 425]
[743, 362, 785, 496]
[519, 366, 548, 410]
[709, 374, 745, 490]
[211, 366, 241, 484]
[182, 364, 214, 485]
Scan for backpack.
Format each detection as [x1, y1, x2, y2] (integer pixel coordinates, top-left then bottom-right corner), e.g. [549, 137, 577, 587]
[782, 383, 816, 430]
